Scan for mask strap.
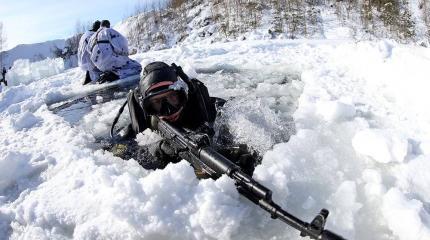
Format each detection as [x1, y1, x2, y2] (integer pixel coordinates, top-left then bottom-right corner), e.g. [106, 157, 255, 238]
[171, 63, 190, 82]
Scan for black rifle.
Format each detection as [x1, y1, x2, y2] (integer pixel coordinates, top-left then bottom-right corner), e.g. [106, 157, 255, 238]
[151, 117, 346, 240]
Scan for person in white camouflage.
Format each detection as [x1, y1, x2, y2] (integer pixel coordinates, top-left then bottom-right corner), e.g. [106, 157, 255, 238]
[86, 20, 141, 83]
[78, 21, 102, 84]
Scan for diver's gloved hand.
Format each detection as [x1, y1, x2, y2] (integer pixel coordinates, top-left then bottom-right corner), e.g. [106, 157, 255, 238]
[147, 140, 182, 168]
[195, 123, 215, 136]
[160, 140, 176, 156]
[148, 140, 176, 158]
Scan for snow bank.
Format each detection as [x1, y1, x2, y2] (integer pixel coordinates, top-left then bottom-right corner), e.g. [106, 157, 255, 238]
[1, 39, 430, 240]
[6, 58, 65, 86]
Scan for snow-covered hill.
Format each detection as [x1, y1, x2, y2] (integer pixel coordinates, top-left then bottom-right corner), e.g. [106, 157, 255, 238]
[117, 0, 430, 53]
[3, 1, 428, 72]
[0, 39, 65, 69]
[1, 38, 430, 240]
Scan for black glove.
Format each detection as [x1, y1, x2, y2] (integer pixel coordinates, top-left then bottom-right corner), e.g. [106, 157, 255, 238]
[98, 71, 119, 84]
[148, 140, 180, 163]
[160, 140, 176, 156]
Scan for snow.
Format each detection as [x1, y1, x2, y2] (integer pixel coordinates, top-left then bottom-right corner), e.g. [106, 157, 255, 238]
[9, 111, 42, 131]
[382, 188, 430, 240]
[316, 99, 356, 122]
[6, 58, 65, 87]
[1, 39, 65, 69]
[1, 38, 430, 240]
[352, 129, 408, 164]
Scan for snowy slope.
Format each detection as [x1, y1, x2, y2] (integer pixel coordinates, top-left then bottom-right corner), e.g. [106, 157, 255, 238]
[116, 0, 430, 55]
[1, 39, 430, 240]
[1, 39, 65, 68]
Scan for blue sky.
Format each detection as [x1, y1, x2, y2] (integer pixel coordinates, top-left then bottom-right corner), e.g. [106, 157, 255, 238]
[0, 0, 163, 50]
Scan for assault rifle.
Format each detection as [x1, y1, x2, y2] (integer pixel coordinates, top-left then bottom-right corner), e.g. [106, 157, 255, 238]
[151, 117, 346, 240]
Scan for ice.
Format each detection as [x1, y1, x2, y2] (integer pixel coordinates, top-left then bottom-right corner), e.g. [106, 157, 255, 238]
[418, 141, 430, 155]
[6, 58, 65, 86]
[352, 129, 408, 163]
[316, 100, 356, 122]
[1, 38, 430, 240]
[382, 188, 430, 240]
[327, 181, 362, 233]
[394, 155, 430, 202]
[361, 169, 386, 200]
[136, 129, 163, 146]
[80, 99, 124, 139]
[216, 97, 293, 153]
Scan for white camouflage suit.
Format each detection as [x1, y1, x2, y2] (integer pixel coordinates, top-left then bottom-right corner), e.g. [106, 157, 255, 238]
[78, 30, 102, 81]
[86, 27, 141, 79]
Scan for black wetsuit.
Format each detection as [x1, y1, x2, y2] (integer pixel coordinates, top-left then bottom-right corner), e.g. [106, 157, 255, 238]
[112, 79, 258, 176]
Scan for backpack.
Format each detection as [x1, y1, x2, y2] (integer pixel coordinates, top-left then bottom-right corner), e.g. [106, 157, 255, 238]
[87, 28, 128, 72]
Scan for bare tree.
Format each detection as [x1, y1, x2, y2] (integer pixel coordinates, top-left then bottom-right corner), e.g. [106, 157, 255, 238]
[272, 0, 284, 34]
[75, 20, 90, 35]
[167, 0, 186, 9]
[361, 0, 375, 37]
[133, 0, 146, 15]
[52, 20, 83, 62]
[51, 45, 65, 59]
[420, 0, 430, 41]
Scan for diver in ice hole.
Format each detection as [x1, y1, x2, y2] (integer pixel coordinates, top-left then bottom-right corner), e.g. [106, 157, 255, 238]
[109, 61, 260, 178]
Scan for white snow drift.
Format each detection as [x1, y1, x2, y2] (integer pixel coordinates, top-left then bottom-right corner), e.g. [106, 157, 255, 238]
[6, 58, 65, 87]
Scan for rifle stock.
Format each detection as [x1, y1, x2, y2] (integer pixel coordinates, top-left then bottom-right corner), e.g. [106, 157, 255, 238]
[152, 117, 346, 240]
